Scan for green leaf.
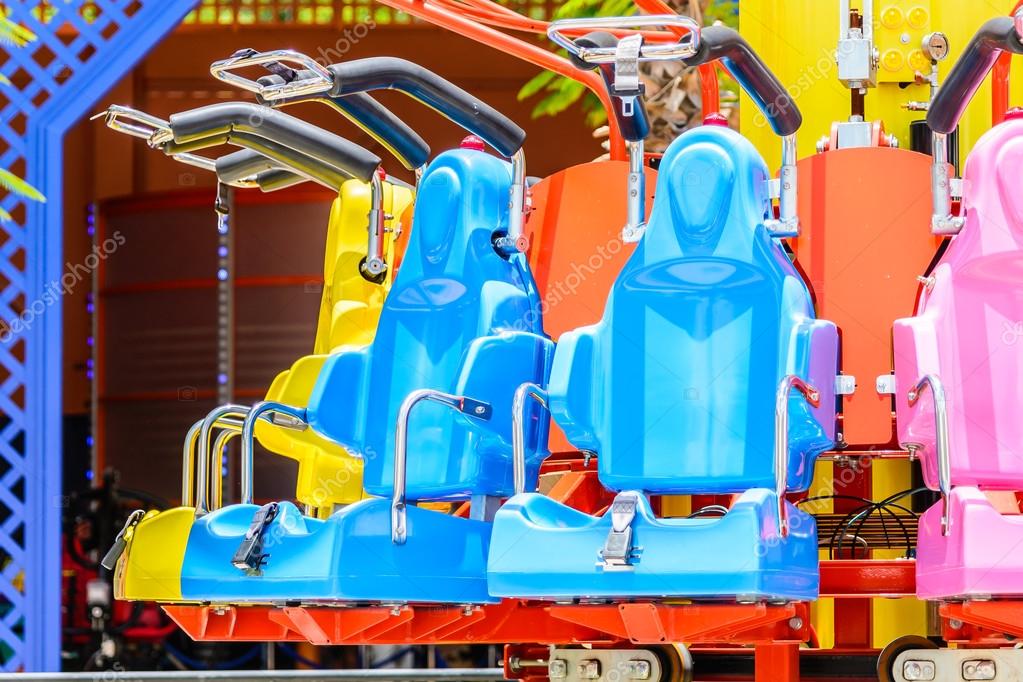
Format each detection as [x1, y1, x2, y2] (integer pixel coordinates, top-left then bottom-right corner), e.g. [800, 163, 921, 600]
[0, 169, 46, 203]
[518, 70, 556, 101]
[0, 16, 37, 47]
[0, 206, 12, 223]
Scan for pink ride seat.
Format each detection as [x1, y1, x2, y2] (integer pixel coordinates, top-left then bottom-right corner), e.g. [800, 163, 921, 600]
[893, 117, 1023, 599]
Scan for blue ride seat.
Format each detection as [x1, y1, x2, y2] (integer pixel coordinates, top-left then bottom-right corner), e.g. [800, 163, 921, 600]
[180, 147, 553, 604]
[488, 125, 839, 602]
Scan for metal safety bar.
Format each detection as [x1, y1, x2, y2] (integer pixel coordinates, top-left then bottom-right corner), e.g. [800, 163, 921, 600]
[511, 382, 549, 495]
[210, 49, 335, 102]
[195, 404, 251, 514]
[775, 375, 821, 536]
[547, 15, 701, 63]
[392, 389, 493, 544]
[239, 401, 309, 506]
[181, 414, 243, 507]
[906, 374, 953, 535]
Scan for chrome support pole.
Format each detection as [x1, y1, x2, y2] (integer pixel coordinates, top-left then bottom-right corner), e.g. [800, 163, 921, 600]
[511, 383, 549, 495]
[907, 374, 952, 535]
[774, 375, 821, 536]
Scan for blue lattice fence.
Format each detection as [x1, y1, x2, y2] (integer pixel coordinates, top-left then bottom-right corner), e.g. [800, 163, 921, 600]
[0, 0, 197, 670]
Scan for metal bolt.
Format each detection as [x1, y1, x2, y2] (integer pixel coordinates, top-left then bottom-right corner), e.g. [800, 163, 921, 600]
[949, 618, 963, 630]
[474, 405, 486, 415]
[788, 616, 804, 631]
[902, 659, 936, 681]
[962, 659, 996, 680]
[548, 659, 568, 679]
[624, 659, 651, 679]
[577, 659, 601, 679]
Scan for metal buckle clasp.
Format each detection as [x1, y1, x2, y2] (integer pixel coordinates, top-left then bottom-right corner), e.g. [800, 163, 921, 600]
[599, 491, 642, 570]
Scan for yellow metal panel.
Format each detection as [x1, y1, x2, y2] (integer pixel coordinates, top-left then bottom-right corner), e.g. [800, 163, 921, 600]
[740, 0, 1023, 168]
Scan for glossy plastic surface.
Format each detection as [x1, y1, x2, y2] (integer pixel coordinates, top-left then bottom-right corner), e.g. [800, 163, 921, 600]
[308, 148, 553, 501]
[255, 179, 414, 510]
[488, 490, 819, 600]
[894, 118, 1023, 490]
[547, 126, 837, 494]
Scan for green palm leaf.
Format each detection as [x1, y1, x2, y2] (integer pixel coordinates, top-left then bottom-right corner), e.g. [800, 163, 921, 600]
[0, 16, 36, 47]
[0, 168, 46, 203]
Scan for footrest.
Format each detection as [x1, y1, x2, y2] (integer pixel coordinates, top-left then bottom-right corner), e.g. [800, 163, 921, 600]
[917, 487, 1023, 599]
[488, 489, 818, 601]
[180, 499, 496, 604]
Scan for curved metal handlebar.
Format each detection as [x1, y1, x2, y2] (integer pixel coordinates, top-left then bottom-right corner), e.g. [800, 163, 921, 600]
[511, 383, 549, 496]
[392, 389, 493, 544]
[775, 375, 821, 537]
[906, 374, 952, 536]
[547, 15, 701, 63]
[210, 49, 334, 102]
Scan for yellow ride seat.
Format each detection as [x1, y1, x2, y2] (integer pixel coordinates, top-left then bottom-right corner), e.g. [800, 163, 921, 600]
[117, 179, 413, 602]
[254, 178, 414, 515]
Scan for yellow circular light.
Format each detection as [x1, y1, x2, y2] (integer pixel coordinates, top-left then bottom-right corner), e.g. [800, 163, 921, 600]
[882, 49, 906, 72]
[909, 49, 931, 72]
[907, 6, 929, 29]
[881, 6, 904, 29]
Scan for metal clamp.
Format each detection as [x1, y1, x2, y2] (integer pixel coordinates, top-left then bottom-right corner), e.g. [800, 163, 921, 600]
[547, 16, 701, 64]
[364, 174, 389, 277]
[210, 49, 334, 102]
[930, 131, 966, 235]
[623, 139, 647, 243]
[765, 134, 800, 237]
[392, 389, 493, 544]
[599, 491, 642, 570]
[775, 375, 821, 536]
[239, 401, 309, 506]
[905, 374, 952, 535]
[231, 501, 280, 573]
[511, 383, 549, 495]
[494, 150, 530, 255]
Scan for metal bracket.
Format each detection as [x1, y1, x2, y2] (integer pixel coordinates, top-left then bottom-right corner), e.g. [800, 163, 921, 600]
[876, 374, 897, 396]
[613, 34, 643, 118]
[835, 375, 856, 396]
[598, 491, 642, 570]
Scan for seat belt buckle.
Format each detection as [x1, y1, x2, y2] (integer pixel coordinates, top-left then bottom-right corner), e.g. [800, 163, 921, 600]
[598, 491, 642, 571]
[232, 502, 280, 574]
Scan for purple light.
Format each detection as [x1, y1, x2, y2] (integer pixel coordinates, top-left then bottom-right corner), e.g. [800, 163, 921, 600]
[86, 336, 94, 346]
[86, 303, 94, 314]
[85, 469, 93, 481]
[86, 226, 95, 237]
[86, 436, 94, 447]
[86, 370, 94, 380]
[218, 373, 228, 384]
[218, 246, 228, 258]
[217, 268, 228, 281]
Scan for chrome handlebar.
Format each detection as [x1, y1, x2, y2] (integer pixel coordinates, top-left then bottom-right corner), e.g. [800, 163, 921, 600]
[210, 49, 334, 102]
[546, 16, 701, 64]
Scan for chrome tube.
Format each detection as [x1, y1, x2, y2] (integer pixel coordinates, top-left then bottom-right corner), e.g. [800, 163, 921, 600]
[392, 389, 491, 544]
[195, 404, 252, 514]
[495, 150, 529, 254]
[547, 15, 701, 63]
[182, 414, 244, 506]
[364, 173, 388, 278]
[766, 134, 800, 237]
[774, 375, 821, 536]
[211, 427, 242, 510]
[930, 131, 966, 235]
[511, 383, 548, 495]
[622, 140, 646, 243]
[239, 401, 309, 505]
[210, 49, 334, 102]
[907, 374, 952, 535]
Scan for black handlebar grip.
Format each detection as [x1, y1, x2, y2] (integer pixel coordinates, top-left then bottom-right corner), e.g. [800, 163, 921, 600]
[215, 148, 304, 187]
[169, 102, 381, 182]
[927, 17, 1023, 134]
[326, 57, 526, 158]
[254, 168, 309, 192]
[258, 74, 432, 171]
[163, 131, 349, 190]
[687, 26, 802, 137]
[573, 32, 651, 143]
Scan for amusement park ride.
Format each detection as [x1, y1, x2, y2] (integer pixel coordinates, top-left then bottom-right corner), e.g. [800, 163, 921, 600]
[87, 0, 1023, 679]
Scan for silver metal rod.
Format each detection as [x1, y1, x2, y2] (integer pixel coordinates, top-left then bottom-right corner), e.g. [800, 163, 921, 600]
[766, 134, 800, 237]
[495, 149, 529, 254]
[547, 15, 701, 63]
[512, 383, 548, 495]
[211, 427, 242, 510]
[240, 401, 309, 505]
[392, 389, 468, 544]
[907, 374, 952, 535]
[182, 415, 244, 506]
[209, 49, 335, 102]
[196, 404, 252, 514]
[930, 131, 965, 235]
[623, 139, 646, 243]
[775, 375, 821, 536]
[364, 174, 388, 278]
